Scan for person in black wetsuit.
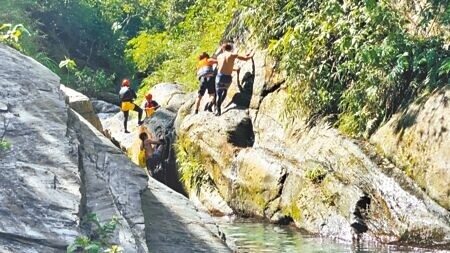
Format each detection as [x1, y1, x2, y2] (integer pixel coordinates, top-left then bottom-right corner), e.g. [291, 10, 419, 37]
[119, 79, 143, 133]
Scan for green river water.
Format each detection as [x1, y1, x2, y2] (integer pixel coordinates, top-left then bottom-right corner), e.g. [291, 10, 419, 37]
[217, 219, 448, 253]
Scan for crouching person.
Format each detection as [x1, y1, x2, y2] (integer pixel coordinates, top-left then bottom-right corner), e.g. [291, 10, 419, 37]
[139, 132, 165, 178]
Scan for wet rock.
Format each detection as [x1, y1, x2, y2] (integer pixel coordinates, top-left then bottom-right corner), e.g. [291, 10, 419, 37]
[60, 84, 103, 132]
[371, 86, 450, 210]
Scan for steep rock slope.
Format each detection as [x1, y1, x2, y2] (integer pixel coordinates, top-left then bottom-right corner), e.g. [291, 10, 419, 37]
[175, 45, 450, 245]
[0, 43, 80, 252]
[0, 44, 231, 252]
[371, 87, 450, 210]
[0, 43, 147, 252]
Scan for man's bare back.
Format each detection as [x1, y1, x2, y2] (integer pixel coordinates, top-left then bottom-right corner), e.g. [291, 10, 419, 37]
[141, 139, 158, 160]
[217, 51, 238, 75]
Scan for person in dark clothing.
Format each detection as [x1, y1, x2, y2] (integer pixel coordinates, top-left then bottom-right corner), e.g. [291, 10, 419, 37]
[195, 52, 217, 114]
[119, 79, 143, 133]
[139, 132, 165, 177]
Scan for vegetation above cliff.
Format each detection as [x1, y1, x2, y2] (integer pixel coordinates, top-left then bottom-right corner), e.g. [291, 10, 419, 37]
[241, 0, 449, 136]
[2, 0, 448, 137]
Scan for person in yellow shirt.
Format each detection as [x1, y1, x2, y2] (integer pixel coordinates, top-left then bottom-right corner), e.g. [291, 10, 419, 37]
[194, 52, 217, 114]
[119, 79, 143, 133]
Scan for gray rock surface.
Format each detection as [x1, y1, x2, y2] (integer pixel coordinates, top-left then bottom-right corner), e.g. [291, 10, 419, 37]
[140, 82, 187, 112]
[371, 86, 450, 210]
[60, 84, 103, 132]
[0, 44, 80, 252]
[0, 44, 231, 252]
[0, 102, 7, 112]
[91, 99, 121, 114]
[91, 99, 120, 121]
[142, 179, 232, 253]
[67, 109, 148, 252]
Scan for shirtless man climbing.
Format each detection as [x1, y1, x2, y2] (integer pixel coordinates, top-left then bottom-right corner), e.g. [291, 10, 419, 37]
[215, 43, 253, 116]
[139, 132, 165, 177]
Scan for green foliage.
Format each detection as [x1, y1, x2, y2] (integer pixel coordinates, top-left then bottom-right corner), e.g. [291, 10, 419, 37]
[175, 133, 209, 191]
[242, 0, 450, 137]
[305, 165, 327, 184]
[59, 57, 116, 96]
[0, 23, 30, 49]
[73, 67, 117, 96]
[0, 140, 11, 152]
[126, 0, 237, 96]
[59, 57, 77, 70]
[67, 213, 121, 253]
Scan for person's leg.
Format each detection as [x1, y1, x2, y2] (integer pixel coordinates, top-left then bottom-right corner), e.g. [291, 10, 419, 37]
[216, 88, 225, 116]
[195, 95, 203, 114]
[206, 76, 216, 112]
[133, 105, 143, 125]
[195, 78, 207, 114]
[123, 110, 130, 133]
[221, 88, 228, 105]
[152, 148, 163, 180]
[145, 158, 154, 177]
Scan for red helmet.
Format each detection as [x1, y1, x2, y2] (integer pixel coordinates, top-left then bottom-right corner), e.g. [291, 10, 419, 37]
[145, 93, 152, 100]
[122, 79, 130, 86]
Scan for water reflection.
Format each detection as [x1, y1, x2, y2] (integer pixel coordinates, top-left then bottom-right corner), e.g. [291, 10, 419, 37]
[217, 218, 446, 253]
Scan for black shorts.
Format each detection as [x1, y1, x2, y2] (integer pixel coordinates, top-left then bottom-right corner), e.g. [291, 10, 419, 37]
[146, 149, 162, 176]
[198, 76, 216, 96]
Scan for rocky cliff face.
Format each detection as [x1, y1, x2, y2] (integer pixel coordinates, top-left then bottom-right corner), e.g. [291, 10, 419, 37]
[0, 44, 80, 252]
[0, 43, 148, 252]
[0, 44, 230, 252]
[173, 45, 450, 246]
[103, 42, 450, 246]
[371, 87, 450, 209]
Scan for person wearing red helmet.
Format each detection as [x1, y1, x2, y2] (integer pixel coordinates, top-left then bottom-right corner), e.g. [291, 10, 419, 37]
[144, 93, 160, 117]
[119, 79, 143, 133]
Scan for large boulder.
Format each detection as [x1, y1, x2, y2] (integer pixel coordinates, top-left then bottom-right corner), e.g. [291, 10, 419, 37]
[0, 44, 231, 252]
[140, 83, 187, 112]
[67, 109, 148, 252]
[60, 84, 103, 132]
[0, 44, 80, 252]
[176, 46, 450, 245]
[371, 86, 450, 210]
[91, 99, 120, 121]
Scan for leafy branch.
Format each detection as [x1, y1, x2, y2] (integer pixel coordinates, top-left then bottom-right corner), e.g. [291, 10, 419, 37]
[67, 213, 122, 253]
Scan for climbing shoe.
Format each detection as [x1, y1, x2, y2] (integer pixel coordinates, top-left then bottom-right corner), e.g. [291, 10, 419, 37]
[194, 109, 198, 114]
[138, 120, 144, 126]
[124, 130, 130, 133]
